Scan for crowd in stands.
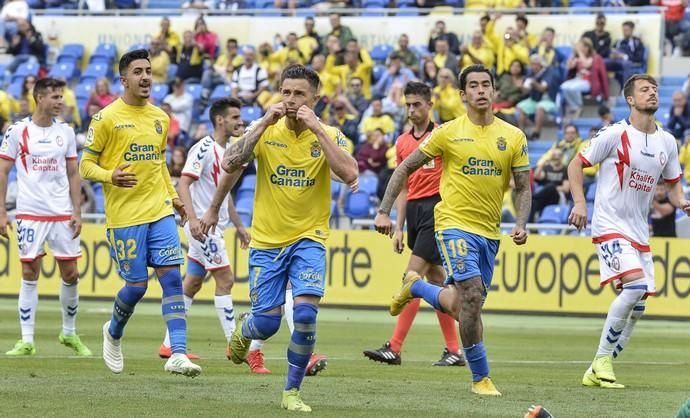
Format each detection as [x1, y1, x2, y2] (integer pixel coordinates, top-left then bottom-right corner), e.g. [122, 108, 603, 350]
[1, 4, 689, 236]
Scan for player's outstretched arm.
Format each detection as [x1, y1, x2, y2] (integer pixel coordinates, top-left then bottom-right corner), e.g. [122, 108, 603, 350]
[200, 169, 243, 235]
[511, 170, 531, 245]
[567, 156, 588, 230]
[66, 159, 82, 239]
[375, 149, 431, 236]
[0, 158, 13, 239]
[393, 182, 408, 254]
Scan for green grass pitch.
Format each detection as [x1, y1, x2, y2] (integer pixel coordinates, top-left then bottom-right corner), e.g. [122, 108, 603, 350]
[0, 298, 688, 417]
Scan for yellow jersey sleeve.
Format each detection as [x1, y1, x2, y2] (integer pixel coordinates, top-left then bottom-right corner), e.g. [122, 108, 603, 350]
[511, 131, 530, 172]
[419, 124, 446, 158]
[80, 111, 114, 184]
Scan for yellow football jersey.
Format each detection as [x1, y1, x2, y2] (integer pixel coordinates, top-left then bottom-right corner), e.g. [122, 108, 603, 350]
[250, 117, 349, 249]
[79, 98, 178, 228]
[419, 114, 530, 240]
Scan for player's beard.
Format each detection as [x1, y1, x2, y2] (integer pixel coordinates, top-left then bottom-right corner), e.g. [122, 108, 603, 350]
[636, 102, 658, 115]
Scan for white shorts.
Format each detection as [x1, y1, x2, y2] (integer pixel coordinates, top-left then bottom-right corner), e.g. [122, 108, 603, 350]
[15, 219, 81, 262]
[184, 223, 229, 271]
[596, 237, 655, 296]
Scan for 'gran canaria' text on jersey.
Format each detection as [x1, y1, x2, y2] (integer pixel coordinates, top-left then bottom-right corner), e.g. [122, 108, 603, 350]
[270, 164, 316, 187]
[461, 156, 503, 176]
[124, 143, 160, 161]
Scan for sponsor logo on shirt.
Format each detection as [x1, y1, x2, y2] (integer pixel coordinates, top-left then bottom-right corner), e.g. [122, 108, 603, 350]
[265, 140, 288, 149]
[124, 143, 160, 161]
[114, 123, 136, 129]
[628, 168, 655, 193]
[31, 156, 59, 172]
[461, 157, 502, 176]
[270, 164, 316, 187]
[450, 137, 475, 143]
[85, 128, 95, 146]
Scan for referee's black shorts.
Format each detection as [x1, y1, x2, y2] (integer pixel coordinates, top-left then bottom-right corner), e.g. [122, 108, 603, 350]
[406, 194, 442, 266]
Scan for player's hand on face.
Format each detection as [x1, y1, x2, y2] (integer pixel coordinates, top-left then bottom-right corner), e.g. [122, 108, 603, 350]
[510, 225, 528, 245]
[263, 103, 286, 126]
[189, 218, 205, 242]
[568, 201, 588, 230]
[296, 105, 321, 132]
[172, 198, 188, 225]
[237, 225, 251, 249]
[374, 211, 394, 237]
[70, 212, 82, 239]
[0, 213, 11, 240]
[111, 164, 137, 188]
[200, 209, 219, 235]
[393, 229, 405, 254]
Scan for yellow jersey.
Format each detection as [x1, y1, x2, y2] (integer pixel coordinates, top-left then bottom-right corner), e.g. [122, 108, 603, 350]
[250, 117, 349, 248]
[79, 98, 178, 228]
[419, 115, 530, 239]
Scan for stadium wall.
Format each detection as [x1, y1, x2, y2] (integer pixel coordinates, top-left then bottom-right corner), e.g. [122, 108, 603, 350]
[1, 225, 689, 317]
[33, 12, 662, 75]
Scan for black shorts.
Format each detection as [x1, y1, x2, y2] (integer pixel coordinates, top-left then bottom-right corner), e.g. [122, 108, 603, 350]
[406, 194, 442, 266]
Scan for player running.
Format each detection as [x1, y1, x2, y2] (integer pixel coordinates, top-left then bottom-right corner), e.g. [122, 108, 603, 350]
[363, 81, 464, 367]
[0, 77, 91, 357]
[80, 49, 200, 377]
[158, 97, 251, 361]
[374, 65, 532, 396]
[206, 64, 357, 412]
[568, 74, 690, 389]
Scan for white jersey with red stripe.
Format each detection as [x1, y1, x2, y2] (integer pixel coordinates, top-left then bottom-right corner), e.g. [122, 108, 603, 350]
[0, 117, 77, 220]
[579, 119, 682, 249]
[181, 135, 229, 227]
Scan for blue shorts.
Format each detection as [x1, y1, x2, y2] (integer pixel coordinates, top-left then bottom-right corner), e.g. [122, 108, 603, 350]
[248, 238, 325, 313]
[436, 229, 500, 291]
[106, 215, 183, 282]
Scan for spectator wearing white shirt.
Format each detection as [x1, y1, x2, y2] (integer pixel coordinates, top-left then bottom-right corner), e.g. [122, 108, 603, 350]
[163, 78, 194, 134]
[231, 47, 269, 106]
[1, 0, 29, 49]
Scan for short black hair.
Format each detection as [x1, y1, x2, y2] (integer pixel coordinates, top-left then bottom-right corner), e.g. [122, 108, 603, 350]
[403, 81, 431, 101]
[119, 49, 150, 75]
[544, 27, 555, 35]
[33, 77, 66, 102]
[459, 64, 495, 91]
[597, 105, 611, 117]
[227, 38, 238, 46]
[516, 15, 528, 26]
[623, 20, 635, 29]
[480, 14, 490, 23]
[564, 123, 578, 133]
[280, 64, 320, 92]
[209, 97, 242, 128]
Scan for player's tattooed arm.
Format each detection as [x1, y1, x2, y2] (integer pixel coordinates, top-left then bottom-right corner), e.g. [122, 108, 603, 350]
[379, 149, 431, 214]
[513, 170, 532, 229]
[221, 126, 263, 173]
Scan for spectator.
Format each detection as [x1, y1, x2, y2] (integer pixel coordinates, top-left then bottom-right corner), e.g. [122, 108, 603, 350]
[480, 13, 499, 52]
[460, 30, 495, 71]
[0, 0, 29, 47]
[328, 13, 354, 50]
[311, 54, 340, 116]
[494, 59, 527, 111]
[421, 58, 439, 88]
[432, 68, 465, 123]
[257, 41, 282, 83]
[598, 105, 614, 126]
[298, 17, 321, 62]
[80, 181, 96, 214]
[176, 30, 204, 82]
[272, 32, 308, 66]
[14, 74, 36, 117]
[168, 146, 187, 183]
[534, 27, 561, 68]
[393, 34, 419, 74]
[7, 19, 45, 74]
[562, 38, 607, 117]
[161, 102, 182, 150]
[538, 123, 586, 167]
[342, 76, 369, 121]
[381, 82, 406, 130]
[329, 97, 359, 146]
[356, 128, 389, 175]
[530, 147, 570, 222]
[274, 0, 297, 8]
[679, 131, 690, 183]
[428, 20, 460, 55]
[651, 0, 687, 55]
[231, 47, 269, 106]
[201, 37, 243, 102]
[432, 38, 459, 76]
[55, 76, 81, 130]
[650, 181, 677, 237]
[373, 53, 416, 98]
[149, 37, 170, 84]
[515, 14, 537, 49]
[359, 97, 395, 140]
[155, 17, 181, 64]
[331, 50, 373, 100]
[323, 34, 344, 68]
[0, 89, 17, 132]
[517, 54, 560, 140]
[582, 13, 612, 59]
[86, 78, 118, 122]
[666, 91, 690, 140]
[606, 21, 646, 88]
[496, 28, 530, 76]
[194, 17, 218, 60]
[164, 78, 194, 134]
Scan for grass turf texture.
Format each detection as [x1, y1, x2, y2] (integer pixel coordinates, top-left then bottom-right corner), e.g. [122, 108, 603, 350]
[0, 298, 689, 417]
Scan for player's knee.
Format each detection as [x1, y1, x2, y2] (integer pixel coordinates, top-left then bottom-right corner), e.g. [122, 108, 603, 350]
[293, 302, 318, 326]
[21, 262, 39, 281]
[621, 278, 647, 302]
[247, 312, 282, 339]
[158, 269, 183, 295]
[61, 268, 79, 284]
[183, 278, 202, 297]
[213, 270, 234, 295]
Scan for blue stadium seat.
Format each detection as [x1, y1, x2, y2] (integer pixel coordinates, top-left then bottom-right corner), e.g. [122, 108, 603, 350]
[92, 182, 105, 213]
[661, 76, 686, 86]
[331, 180, 342, 199]
[587, 202, 594, 220]
[370, 44, 394, 63]
[237, 179, 256, 201]
[210, 84, 231, 101]
[396, 0, 416, 6]
[8, 166, 17, 183]
[90, 43, 117, 64]
[147, 0, 182, 7]
[7, 81, 23, 99]
[167, 63, 177, 82]
[586, 182, 597, 202]
[199, 106, 211, 124]
[185, 83, 203, 101]
[75, 83, 94, 100]
[80, 63, 109, 84]
[58, 43, 84, 64]
[240, 106, 263, 123]
[359, 174, 379, 196]
[14, 61, 40, 79]
[236, 197, 254, 215]
[48, 62, 76, 82]
[659, 85, 680, 98]
[151, 84, 169, 104]
[539, 204, 570, 224]
[410, 45, 429, 57]
[239, 174, 256, 191]
[363, 0, 385, 6]
[238, 212, 252, 227]
[111, 81, 124, 96]
[344, 191, 373, 219]
[372, 64, 386, 84]
[129, 43, 148, 52]
[254, 0, 275, 7]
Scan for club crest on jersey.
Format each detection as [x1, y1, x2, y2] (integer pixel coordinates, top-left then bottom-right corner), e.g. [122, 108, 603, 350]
[496, 137, 507, 151]
[659, 151, 667, 165]
[310, 141, 321, 158]
[56, 136, 63, 147]
[154, 120, 163, 135]
[193, 161, 201, 170]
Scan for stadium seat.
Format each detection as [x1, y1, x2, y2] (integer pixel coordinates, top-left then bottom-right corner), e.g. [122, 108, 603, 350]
[661, 76, 685, 86]
[90, 43, 118, 64]
[587, 202, 594, 220]
[659, 85, 680, 98]
[358, 174, 379, 197]
[151, 84, 170, 104]
[129, 43, 148, 52]
[236, 197, 254, 215]
[185, 83, 203, 101]
[344, 191, 373, 219]
[240, 106, 263, 123]
[372, 64, 386, 84]
[210, 84, 232, 101]
[370, 44, 394, 63]
[586, 183, 597, 202]
[538, 204, 569, 235]
[199, 106, 211, 124]
[58, 43, 85, 64]
[331, 180, 342, 199]
[14, 61, 40, 80]
[48, 62, 77, 82]
[111, 81, 124, 96]
[75, 83, 94, 101]
[410, 45, 429, 57]
[92, 182, 105, 213]
[237, 174, 256, 201]
[396, 8, 419, 16]
[7, 81, 23, 99]
[167, 64, 177, 82]
[80, 63, 109, 84]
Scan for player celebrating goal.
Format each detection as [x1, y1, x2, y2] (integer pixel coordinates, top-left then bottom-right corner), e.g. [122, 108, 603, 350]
[80, 49, 200, 377]
[374, 65, 532, 396]
[568, 74, 690, 389]
[0, 78, 91, 357]
[158, 97, 251, 360]
[363, 81, 464, 367]
[210, 64, 357, 412]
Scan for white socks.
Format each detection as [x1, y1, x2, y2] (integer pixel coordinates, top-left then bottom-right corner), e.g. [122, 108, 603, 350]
[249, 339, 265, 352]
[612, 301, 645, 358]
[18, 279, 38, 343]
[163, 295, 194, 348]
[60, 280, 79, 337]
[285, 288, 294, 334]
[596, 279, 647, 358]
[214, 295, 235, 342]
